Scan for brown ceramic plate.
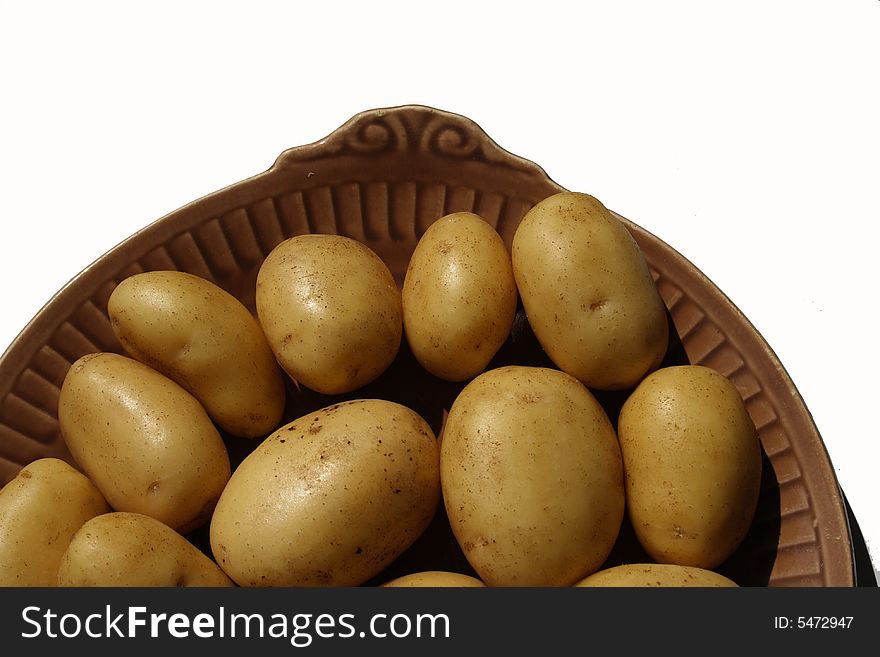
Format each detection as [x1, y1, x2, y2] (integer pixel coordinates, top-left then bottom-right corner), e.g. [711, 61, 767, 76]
[0, 105, 854, 586]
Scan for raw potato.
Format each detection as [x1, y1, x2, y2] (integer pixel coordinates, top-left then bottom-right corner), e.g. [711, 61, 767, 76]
[256, 235, 402, 394]
[511, 192, 668, 390]
[618, 365, 762, 568]
[58, 353, 231, 533]
[58, 512, 232, 587]
[575, 563, 738, 587]
[0, 458, 108, 586]
[108, 270, 285, 439]
[210, 399, 440, 586]
[441, 366, 624, 586]
[382, 571, 485, 587]
[402, 212, 517, 381]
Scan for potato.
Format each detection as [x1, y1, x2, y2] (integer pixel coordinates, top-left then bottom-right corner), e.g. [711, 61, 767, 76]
[108, 270, 285, 439]
[618, 365, 762, 568]
[58, 353, 231, 533]
[511, 192, 668, 390]
[0, 458, 108, 586]
[441, 366, 624, 586]
[58, 512, 232, 586]
[256, 235, 402, 394]
[575, 563, 737, 587]
[381, 571, 485, 587]
[402, 212, 517, 381]
[210, 399, 440, 586]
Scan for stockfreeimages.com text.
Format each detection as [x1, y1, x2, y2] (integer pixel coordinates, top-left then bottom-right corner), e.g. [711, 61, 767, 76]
[21, 605, 450, 646]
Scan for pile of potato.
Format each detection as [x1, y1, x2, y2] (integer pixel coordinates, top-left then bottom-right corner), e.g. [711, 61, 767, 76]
[0, 192, 761, 587]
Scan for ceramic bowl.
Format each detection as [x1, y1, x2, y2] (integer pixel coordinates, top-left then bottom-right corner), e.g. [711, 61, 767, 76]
[0, 105, 853, 586]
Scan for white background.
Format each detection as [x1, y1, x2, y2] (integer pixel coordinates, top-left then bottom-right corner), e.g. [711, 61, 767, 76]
[1, 1, 878, 581]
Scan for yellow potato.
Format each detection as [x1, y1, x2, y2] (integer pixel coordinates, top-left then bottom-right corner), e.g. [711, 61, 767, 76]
[0, 458, 108, 586]
[381, 571, 485, 587]
[256, 235, 402, 394]
[511, 192, 668, 390]
[618, 365, 762, 568]
[402, 212, 517, 381]
[210, 399, 440, 586]
[575, 563, 737, 587]
[108, 270, 285, 439]
[58, 512, 232, 586]
[58, 353, 231, 533]
[441, 366, 624, 586]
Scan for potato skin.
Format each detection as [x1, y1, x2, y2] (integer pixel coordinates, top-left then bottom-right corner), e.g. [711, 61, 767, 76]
[402, 212, 517, 381]
[210, 399, 440, 586]
[0, 458, 109, 586]
[511, 192, 668, 390]
[108, 270, 285, 438]
[441, 366, 624, 586]
[256, 235, 402, 394]
[575, 563, 737, 587]
[382, 571, 485, 587]
[58, 353, 231, 533]
[58, 512, 232, 587]
[618, 365, 762, 568]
